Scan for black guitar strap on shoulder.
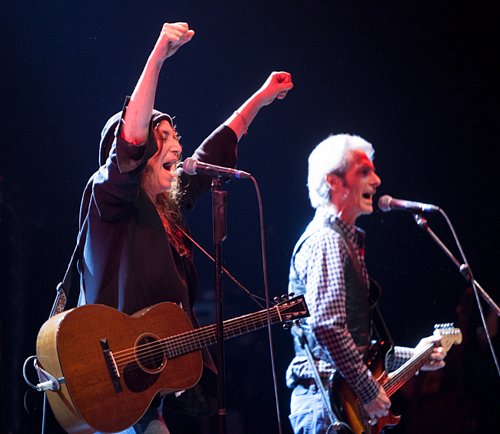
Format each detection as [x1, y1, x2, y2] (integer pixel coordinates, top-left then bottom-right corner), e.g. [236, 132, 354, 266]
[291, 324, 343, 432]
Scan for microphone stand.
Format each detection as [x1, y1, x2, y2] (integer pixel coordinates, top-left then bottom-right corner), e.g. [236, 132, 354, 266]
[413, 213, 500, 376]
[211, 177, 228, 434]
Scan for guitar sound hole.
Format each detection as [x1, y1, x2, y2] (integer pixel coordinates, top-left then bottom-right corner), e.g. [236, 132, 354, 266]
[135, 334, 167, 374]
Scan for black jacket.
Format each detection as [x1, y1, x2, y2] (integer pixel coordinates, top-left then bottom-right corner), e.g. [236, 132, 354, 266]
[78, 108, 238, 317]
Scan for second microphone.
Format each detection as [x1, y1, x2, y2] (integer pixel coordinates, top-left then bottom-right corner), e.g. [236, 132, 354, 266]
[182, 157, 252, 180]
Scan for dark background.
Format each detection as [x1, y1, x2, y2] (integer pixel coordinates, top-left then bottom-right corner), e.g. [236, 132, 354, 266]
[1, 1, 499, 433]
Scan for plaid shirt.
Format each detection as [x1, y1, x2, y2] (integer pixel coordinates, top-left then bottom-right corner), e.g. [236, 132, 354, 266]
[286, 207, 414, 404]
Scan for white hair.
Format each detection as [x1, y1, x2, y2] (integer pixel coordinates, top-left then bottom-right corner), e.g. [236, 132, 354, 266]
[307, 134, 375, 208]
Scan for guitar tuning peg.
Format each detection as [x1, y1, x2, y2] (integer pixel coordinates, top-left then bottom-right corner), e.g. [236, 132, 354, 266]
[282, 322, 291, 330]
[273, 297, 280, 303]
[434, 323, 454, 331]
[289, 292, 295, 298]
[281, 294, 289, 301]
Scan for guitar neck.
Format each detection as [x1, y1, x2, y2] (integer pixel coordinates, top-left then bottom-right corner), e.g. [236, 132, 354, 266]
[382, 344, 434, 397]
[163, 306, 282, 359]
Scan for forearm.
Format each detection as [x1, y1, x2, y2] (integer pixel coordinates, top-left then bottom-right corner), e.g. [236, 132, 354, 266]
[386, 346, 415, 372]
[122, 53, 164, 145]
[223, 71, 293, 140]
[223, 90, 268, 141]
[304, 238, 379, 403]
[313, 308, 380, 404]
[121, 22, 194, 145]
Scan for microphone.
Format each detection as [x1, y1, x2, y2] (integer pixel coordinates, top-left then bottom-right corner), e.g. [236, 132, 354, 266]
[182, 157, 251, 180]
[378, 195, 439, 213]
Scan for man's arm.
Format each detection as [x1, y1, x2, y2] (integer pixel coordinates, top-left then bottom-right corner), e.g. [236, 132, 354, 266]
[299, 233, 381, 395]
[121, 22, 195, 144]
[299, 230, 391, 420]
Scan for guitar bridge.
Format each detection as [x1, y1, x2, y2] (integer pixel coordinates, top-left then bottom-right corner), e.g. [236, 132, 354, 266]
[100, 339, 122, 393]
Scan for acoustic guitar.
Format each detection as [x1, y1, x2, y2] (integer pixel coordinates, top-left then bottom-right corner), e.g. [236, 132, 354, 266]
[36, 295, 309, 433]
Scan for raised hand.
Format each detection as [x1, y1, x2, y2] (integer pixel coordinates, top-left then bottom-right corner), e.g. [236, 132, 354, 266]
[255, 71, 294, 106]
[122, 22, 194, 144]
[152, 22, 195, 62]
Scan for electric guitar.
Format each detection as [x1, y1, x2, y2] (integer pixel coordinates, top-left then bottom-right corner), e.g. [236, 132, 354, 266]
[36, 295, 309, 433]
[330, 324, 462, 434]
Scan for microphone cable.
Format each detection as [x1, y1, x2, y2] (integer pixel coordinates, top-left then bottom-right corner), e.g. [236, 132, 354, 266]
[249, 174, 285, 434]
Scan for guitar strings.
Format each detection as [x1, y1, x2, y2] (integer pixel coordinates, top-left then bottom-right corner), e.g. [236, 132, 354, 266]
[111, 308, 282, 369]
[384, 331, 458, 397]
[112, 310, 278, 369]
[110, 298, 306, 369]
[111, 308, 277, 360]
[383, 344, 434, 396]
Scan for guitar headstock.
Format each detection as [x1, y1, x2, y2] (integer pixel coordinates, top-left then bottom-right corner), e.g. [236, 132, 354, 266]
[275, 294, 310, 323]
[433, 323, 463, 350]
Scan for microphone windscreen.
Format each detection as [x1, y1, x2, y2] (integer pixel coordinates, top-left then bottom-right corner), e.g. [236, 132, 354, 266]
[378, 195, 393, 212]
[182, 157, 197, 175]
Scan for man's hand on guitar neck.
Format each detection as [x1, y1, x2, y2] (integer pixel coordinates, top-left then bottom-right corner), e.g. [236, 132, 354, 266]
[363, 387, 391, 421]
[415, 335, 448, 371]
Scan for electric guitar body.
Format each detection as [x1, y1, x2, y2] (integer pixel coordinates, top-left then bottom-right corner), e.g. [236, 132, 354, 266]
[330, 325, 462, 434]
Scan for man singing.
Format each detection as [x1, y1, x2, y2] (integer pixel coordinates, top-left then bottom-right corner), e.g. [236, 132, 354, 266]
[286, 134, 447, 433]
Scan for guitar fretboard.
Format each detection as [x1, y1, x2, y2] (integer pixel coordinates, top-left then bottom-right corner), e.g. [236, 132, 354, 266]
[383, 344, 434, 397]
[163, 307, 282, 358]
